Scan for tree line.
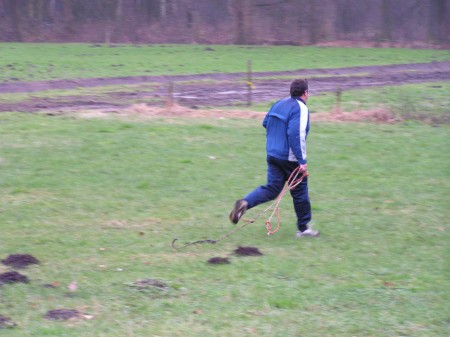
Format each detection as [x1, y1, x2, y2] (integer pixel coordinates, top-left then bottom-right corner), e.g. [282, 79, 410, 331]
[0, 0, 448, 47]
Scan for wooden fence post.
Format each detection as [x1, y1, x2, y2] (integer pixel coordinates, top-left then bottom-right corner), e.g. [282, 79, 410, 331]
[335, 87, 342, 114]
[166, 81, 174, 108]
[247, 60, 252, 107]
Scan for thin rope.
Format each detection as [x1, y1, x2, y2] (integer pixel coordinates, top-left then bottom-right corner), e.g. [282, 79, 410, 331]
[264, 167, 308, 236]
[172, 218, 255, 250]
[172, 167, 308, 250]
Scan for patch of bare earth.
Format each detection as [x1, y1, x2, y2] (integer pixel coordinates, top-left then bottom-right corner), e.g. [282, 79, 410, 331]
[1, 62, 448, 124]
[2, 254, 40, 269]
[312, 108, 399, 123]
[44, 309, 94, 322]
[77, 103, 400, 124]
[78, 103, 266, 120]
[132, 278, 169, 289]
[0, 271, 29, 285]
[207, 257, 231, 265]
[0, 315, 16, 329]
[234, 246, 264, 256]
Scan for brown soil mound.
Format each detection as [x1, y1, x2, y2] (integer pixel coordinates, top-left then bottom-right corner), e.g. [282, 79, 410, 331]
[207, 257, 230, 264]
[234, 246, 264, 256]
[0, 315, 17, 328]
[2, 254, 40, 269]
[0, 271, 29, 285]
[44, 309, 80, 321]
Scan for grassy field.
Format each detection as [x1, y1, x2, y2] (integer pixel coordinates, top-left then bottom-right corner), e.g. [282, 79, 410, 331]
[1, 80, 449, 125]
[258, 81, 450, 123]
[0, 44, 449, 336]
[0, 113, 449, 336]
[0, 43, 449, 82]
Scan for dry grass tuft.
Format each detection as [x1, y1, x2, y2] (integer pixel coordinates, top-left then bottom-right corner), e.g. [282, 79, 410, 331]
[312, 108, 399, 123]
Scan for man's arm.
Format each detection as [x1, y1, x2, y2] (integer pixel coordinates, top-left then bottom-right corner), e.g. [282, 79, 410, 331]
[287, 103, 309, 164]
[263, 103, 275, 129]
[262, 113, 269, 129]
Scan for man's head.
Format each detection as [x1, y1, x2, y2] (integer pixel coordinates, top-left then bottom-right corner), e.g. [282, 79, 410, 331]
[290, 79, 309, 100]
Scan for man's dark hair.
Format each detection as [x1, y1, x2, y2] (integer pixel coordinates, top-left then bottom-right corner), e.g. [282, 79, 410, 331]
[290, 79, 308, 97]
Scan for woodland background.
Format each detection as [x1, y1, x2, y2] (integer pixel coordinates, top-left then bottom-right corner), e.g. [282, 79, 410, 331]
[0, 0, 448, 47]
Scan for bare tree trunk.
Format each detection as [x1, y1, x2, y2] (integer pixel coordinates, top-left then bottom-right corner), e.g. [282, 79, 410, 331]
[429, 0, 448, 43]
[186, 0, 196, 43]
[309, 0, 317, 44]
[160, 0, 167, 19]
[49, 0, 57, 20]
[381, 0, 391, 41]
[36, 0, 44, 20]
[4, 0, 22, 41]
[231, 0, 251, 44]
[63, 0, 74, 36]
[116, 0, 123, 18]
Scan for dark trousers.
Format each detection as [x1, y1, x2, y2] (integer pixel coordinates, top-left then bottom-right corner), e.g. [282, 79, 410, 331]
[244, 155, 311, 231]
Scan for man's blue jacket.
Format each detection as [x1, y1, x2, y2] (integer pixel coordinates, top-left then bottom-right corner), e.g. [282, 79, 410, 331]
[262, 96, 310, 165]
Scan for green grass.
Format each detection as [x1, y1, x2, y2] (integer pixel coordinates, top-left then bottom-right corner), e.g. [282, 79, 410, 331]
[310, 81, 450, 119]
[0, 43, 449, 82]
[0, 83, 148, 103]
[250, 81, 450, 124]
[0, 113, 449, 336]
[0, 43, 449, 336]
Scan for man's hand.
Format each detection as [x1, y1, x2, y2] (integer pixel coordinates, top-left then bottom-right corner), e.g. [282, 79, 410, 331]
[298, 164, 307, 173]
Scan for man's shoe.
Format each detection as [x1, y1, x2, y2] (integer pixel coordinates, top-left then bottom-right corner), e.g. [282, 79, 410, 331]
[229, 199, 248, 224]
[296, 228, 320, 237]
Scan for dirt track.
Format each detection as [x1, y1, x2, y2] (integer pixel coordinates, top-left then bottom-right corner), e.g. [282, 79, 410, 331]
[0, 62, 449, 113]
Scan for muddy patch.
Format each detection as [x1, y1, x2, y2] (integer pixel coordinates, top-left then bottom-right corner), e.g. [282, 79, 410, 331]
[234, 246, 264, 256]
[132, 278, 169, 289]
[0, 271, 29, 285]
[126, 278, 171, 297]
[1, 62, 448, 96]
[126, 278, 175, 297]
[44, 309, 81, 321]
[312, 108, 399, 123]
[0, 315, 17, 329]
[207, 257, 231, 265]
[0, 62, 448, 120]
[2, 254, 40, 269]
[78, 103, 266, 120]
